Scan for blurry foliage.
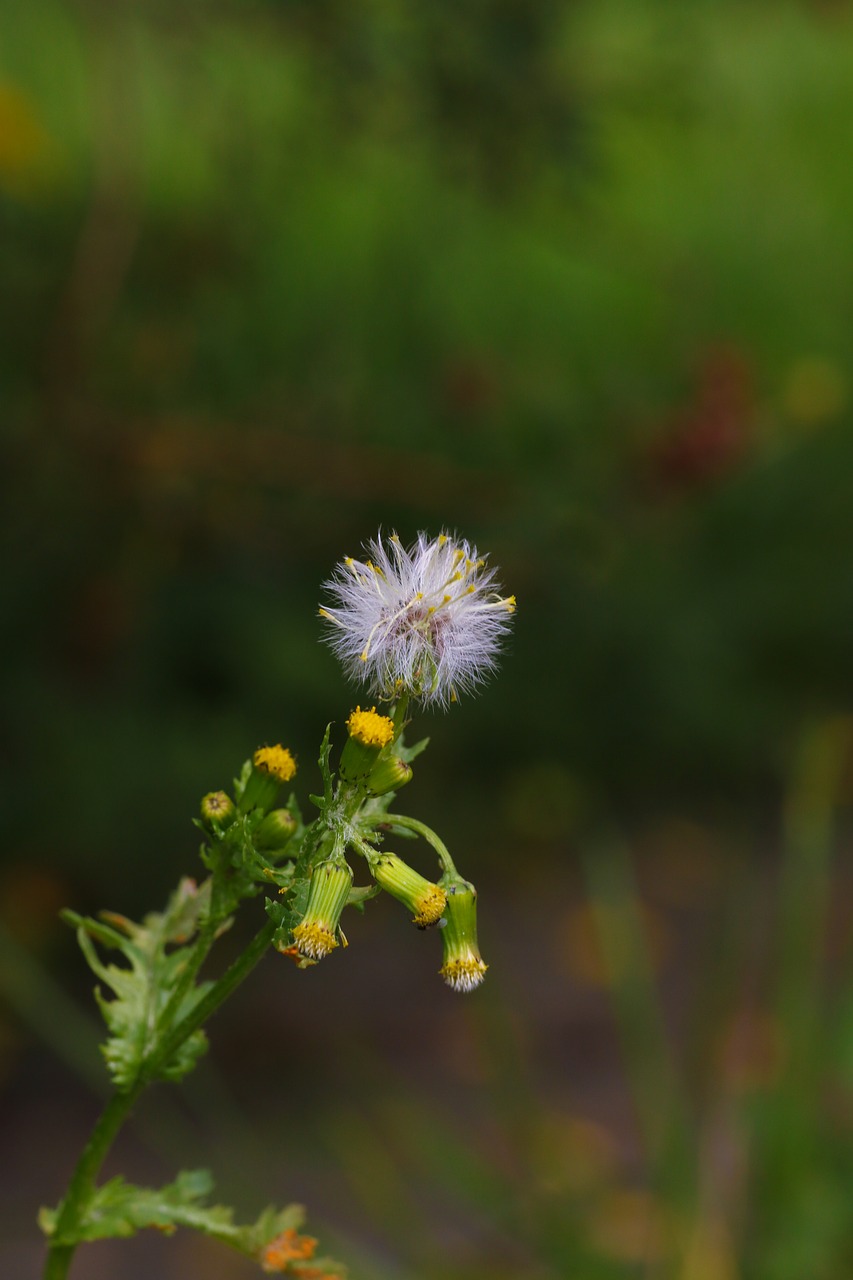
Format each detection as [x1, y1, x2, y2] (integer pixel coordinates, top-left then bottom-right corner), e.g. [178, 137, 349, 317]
[1, 2, 853, 890]
[3, 5, 853, 1268]
[295, 721, 853, 1280]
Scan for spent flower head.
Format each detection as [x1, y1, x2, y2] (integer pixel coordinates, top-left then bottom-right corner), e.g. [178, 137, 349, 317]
[439, 878, 488, 993]
[320, 530, 515, 706]
[261, 1227, 318, 1272]
[291, 858, 353, 960]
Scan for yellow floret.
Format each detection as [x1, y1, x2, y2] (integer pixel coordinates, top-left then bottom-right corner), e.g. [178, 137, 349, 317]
[292, 921, 338, 959]
[412, 884, 447, 928]
[440, 956, 489, 992]
[346, 705, 395, 748]
[253, 744, 297, 782]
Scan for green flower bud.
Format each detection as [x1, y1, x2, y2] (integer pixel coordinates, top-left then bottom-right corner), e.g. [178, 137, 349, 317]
[439, 877, 487, 992]
[371, 852, 446, 928]
[366, 755, 413, 797]
[254, 808, 298, 852]
[291, 858, 353, 960]
[339, 706, 396, 783]
[239, 745, 297, 813]
[200, 790, 236, 828]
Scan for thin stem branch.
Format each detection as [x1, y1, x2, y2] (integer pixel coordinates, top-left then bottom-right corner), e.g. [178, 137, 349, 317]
[43, 1084, 144, 1279]
[380, 813, 460, 878]
[142, 916, 276, 1084]
[154, 915, 219, 1042]
[390, 694, 410, 740]
[42, 914, 277, 1280]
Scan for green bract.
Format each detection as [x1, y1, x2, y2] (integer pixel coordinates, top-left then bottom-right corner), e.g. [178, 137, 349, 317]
[44, 531, 513, 1279]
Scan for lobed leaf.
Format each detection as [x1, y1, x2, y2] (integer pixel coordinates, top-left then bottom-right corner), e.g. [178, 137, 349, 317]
[41, 1170, 346, 1274]
[69, 879, 214, 1088]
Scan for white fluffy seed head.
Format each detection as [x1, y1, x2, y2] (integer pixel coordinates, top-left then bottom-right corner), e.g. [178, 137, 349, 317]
[320, 531, 516, 707]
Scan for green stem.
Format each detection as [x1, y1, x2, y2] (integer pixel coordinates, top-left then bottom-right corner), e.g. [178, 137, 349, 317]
[774, 719, 848, 1097]
[348, 832, 381, 868]
[581, 836, 694, 1229]
[143, 916, 276, 1083]
[42, 915, 277, 1280]
[294, 815, 326, 879]
[380, 813, 460, 877]
[390, 694, 410, 741]
[44, 1083, 144, 1279]
[155, 847, 243, 1040]
[154, 914, 219, 1042]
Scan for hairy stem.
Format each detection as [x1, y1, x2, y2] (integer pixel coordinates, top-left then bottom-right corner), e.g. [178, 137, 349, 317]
[42, 914, 277, 1280]
[43, 1084, 144, 1280]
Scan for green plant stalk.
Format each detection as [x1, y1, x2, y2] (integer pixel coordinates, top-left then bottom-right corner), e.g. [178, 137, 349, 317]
[390, 693, 410, 740]
[775, 718, 848, 1088]
[380, 813, 460, 878]
[755, 717, 851, 1209]
[153, 913, 220, 1042]
[43, 914, 277, 1280]
[144, 916, 276, 1085]
[43, 1082, 145, 1280]
[582, 837, 695, 1230]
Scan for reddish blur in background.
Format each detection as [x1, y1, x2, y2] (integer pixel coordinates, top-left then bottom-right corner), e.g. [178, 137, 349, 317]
[2, 2, 853, 1277]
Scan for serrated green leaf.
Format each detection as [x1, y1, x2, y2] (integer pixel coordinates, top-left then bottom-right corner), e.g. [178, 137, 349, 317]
[69, 880, 215, 1088]
[232, 757, 253, 802]
[346, 883, 380, 909]
[40, 1169, 344, 1273]
[317, 723, 335, 805]
[396, 733, 429, 764]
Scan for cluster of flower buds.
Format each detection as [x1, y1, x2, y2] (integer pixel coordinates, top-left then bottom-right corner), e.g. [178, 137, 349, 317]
[291, 833, 488, 992]
[240, 745, 298, 812]
[288, 693, 489, 990]
[198, 531, 512, 995]
[338, 706, 412, 795]
[291, 858, 353, 960]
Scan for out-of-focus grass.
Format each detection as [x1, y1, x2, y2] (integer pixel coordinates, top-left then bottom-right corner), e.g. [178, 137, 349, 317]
[3, 0, 853, 899]
[305, 719, 853, 1279]
[4, 735, 852, 1277]
[3, 2, 853, 1275]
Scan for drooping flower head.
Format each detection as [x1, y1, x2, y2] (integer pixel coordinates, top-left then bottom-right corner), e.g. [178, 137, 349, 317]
[291, 857, 353, 961]
[439, 877, 488, 993]
[320, 531, 515, 706]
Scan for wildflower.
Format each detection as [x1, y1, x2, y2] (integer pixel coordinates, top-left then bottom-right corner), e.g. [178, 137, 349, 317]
[439, 877, 488, 992]
[291, 858, 353, 960]
[339, 706, 395, 784]
[254, 745, 298, 783]
[365, 754, 412, 796]
[254, 808, 298, 852]
[346, 705, 395, 748]
[371, 852, 446, 927]
[239, 744, 297, 813]
[320, 531, 515, 706]
[199, 790, 236, 828]
[260, 1227, 318, 1272]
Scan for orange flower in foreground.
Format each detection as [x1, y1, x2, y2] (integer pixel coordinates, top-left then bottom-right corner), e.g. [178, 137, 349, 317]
[260, 1228, 317, 1272]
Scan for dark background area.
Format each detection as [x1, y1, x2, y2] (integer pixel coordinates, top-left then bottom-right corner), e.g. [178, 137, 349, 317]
[2, 2, 853, 1277]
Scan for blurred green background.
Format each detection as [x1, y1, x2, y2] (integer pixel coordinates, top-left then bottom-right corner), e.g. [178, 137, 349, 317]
[2, 1, 853, 1276]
